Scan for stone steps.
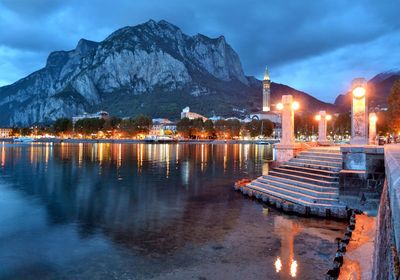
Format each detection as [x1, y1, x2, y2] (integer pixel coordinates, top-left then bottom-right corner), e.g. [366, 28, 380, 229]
[297, 154, 342, 163]
[285, 160, 341, 172]
[289, 158, 342, 168]
[268, 170, 339, 186]
[258, 176, 338, 197]
[273, 166, 339, 182]
[248, 182, 341, 208]
[278, 164, 339, 177]
[300, 151, 342, 159]
[243, 146, 344, 214]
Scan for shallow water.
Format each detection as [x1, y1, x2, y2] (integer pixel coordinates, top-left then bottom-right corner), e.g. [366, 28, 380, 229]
[0, 143, 346, 279]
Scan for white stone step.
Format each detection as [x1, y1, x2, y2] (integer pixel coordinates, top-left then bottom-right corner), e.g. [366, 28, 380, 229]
[258, 176, 339, 197]
[273, 167, 339, 182]
[297, 154, 342, 163]
[279, 164, 339, 176]
[267, 170, 339, 187]
[287, 160, 341, 171]
[300, 151, 342, 159]
[247, 182, 340, 207]
[290, 158, 342, 167]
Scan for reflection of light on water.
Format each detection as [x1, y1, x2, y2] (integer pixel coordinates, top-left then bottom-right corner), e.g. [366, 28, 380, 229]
[201, 144, 204, 172]
[223, 144, 227, 172]
[275, 257, 282, 272]
[166, 144, 170, 178]
[78, 143, 83, 167]
[290, 259, 297, 277]
[1, 143, 5, 167]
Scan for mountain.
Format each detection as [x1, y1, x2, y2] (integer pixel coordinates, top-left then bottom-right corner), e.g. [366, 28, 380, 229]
[334, 69, 400, 112]
[0, 19, 335, 126]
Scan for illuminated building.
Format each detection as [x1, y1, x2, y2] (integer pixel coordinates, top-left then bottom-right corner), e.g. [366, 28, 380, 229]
[150, 118, 177, 135]
[180, 107, 208, 121]
[0, 128, 12, 138]
[72, 111, 110, 125]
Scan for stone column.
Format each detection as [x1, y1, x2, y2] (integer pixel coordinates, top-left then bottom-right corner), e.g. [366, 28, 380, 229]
[318, 110, 328, 143]
[369, 112, 377, 145]
[281, 95, 295, 145]
[351, 78, 368, 145]
[274, 95, 301, 163]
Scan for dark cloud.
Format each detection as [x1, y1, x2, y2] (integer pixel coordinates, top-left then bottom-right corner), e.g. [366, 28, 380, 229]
[0, 0, 399, 101]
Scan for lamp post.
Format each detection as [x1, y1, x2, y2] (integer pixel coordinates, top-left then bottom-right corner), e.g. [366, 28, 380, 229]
[274, 95, 301, 163]
[315, 111, 332, 144]
[350, 78, 368, 145]
[276, 96, 299, 145]
[369, 113, 377, 145]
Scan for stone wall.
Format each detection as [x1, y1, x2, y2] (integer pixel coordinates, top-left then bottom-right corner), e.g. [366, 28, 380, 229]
[339, 146, 385, 211]
[372, 144, 400, 279]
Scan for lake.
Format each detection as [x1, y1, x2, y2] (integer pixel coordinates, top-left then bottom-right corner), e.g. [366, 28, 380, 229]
[0, 142, 346, 279]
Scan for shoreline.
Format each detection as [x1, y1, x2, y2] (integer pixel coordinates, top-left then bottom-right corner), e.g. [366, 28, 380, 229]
[0, 138, 280, 145]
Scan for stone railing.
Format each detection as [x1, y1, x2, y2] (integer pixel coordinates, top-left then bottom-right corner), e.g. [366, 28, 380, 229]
[372, 144, 400, 279]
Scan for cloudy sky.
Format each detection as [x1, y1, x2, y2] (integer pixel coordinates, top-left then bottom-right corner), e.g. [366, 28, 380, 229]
[0, 0, 399, 102]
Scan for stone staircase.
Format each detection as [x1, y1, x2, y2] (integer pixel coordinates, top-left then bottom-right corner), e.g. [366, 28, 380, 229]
[245, 147, 346, 216]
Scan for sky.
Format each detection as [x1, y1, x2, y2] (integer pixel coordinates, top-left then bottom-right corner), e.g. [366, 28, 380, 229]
[0, 0, 399, 103]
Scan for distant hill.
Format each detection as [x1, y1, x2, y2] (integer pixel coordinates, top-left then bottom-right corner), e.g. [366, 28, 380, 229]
[334, 69, 400, 112]
[0, 19, 336, 126]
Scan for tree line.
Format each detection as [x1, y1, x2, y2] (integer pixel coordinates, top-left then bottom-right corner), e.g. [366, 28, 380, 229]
[176, 118, 274, 139]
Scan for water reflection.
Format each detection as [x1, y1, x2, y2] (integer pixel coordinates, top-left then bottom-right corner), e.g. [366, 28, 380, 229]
[0, 143, 345, 280]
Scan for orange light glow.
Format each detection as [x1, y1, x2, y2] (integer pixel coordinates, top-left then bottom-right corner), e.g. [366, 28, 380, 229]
[326, 115, 332, 121]
[352, 86, 366, 99]
[315, 115, 321, 121]
[275, 257, 282, 273]
[370, 114, 378, 123]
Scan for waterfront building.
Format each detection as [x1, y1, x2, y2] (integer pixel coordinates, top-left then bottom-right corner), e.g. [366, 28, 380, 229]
[180, 107, 208, 121]
[72, 111, 109, 124]
[0, 128, 12, 138]
[150, 118, 177, 135]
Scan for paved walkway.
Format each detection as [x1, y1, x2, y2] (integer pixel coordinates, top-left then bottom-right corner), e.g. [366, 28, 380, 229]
[339, 214, 376, 280]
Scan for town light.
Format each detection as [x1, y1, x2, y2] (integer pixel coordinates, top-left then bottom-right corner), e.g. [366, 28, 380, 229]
[370, 114, 378, 123]
[292, 101, 300, 110]
[315, 115, 321, 121]
[352, 86, 366, 99]
[276, 103, 284, 110]
[326, 114, 332, 121]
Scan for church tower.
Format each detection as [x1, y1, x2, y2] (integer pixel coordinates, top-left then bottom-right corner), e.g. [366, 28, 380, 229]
[263, 66, 270, 112]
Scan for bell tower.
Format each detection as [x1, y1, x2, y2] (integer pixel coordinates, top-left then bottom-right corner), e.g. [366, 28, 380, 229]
[263, 66, 270, 112]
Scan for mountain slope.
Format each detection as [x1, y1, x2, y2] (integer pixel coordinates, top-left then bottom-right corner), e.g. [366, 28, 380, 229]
[0, 19, 335, 126]
[334, 70, 400, 112]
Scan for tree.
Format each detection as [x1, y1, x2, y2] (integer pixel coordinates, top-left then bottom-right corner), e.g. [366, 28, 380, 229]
[333, 113, 351, 135]
[388, 79, 400, 133]
[176, 117, 192, 138]
[103, 117, 122, 130]
[74, 118, 105, 135]
[377, 111, 390, 136]
[120, 115, 152, 136]
[53, 118, 72, 135]
[245, 119, 261, 137]
[261, 120, 274, 137]
[203, 120, 215, 138]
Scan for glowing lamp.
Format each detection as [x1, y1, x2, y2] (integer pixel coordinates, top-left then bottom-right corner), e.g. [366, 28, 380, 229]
[326, 115, 332, 121]
[315, 115, 321, 121]
[370, 114, 378, 123]
[352, 86, 366, 99]
[276, 103, 284, 110]
[292, 101, 300, 110]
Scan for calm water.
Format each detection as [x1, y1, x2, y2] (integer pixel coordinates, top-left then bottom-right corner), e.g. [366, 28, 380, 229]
[0, 143, 346, 280]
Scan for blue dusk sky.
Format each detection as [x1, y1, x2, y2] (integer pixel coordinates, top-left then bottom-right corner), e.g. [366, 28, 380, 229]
[0, 0, 399, 102]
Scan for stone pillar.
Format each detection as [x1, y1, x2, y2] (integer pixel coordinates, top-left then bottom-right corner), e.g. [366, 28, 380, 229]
[369, 112, 377, 145]
[351, 78, 368, 145]
[281, 95, 295, 145]
[318, 110, 328, 142]
[274, 95, 301, 163]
